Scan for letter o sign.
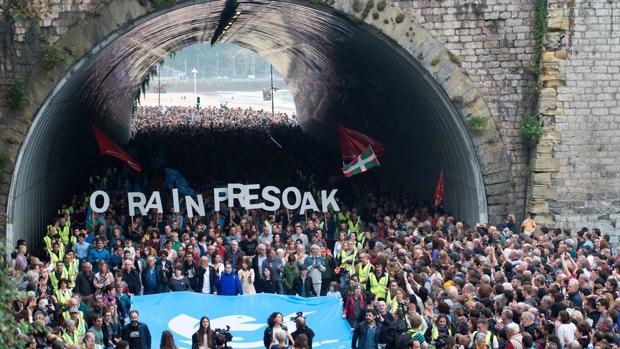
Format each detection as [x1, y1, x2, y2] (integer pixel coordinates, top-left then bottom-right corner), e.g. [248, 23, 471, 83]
[90, 190, 110, 213]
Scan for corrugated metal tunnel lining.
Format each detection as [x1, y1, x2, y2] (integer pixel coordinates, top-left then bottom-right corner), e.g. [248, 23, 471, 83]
[7, 0, 487, 253]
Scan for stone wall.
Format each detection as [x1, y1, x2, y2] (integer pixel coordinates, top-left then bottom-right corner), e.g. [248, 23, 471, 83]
[392, 0, 538, 220]
[550, 0, 620, 237]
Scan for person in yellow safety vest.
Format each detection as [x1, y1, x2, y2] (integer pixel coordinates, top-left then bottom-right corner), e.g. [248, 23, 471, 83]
[367, 264, 389, 300]
[471, 316, 499, 349]
[50, 261, 69, 291]
[425, 314, 454, 349]
[62, 297, 85, 323]
[56, 215, 71, 246]
[388, 287, 408, 315]
[347, 209, 362, 234]
[43, 225, 59, 256]
[49, 241, 65, 266]
[55, 279, 73, 309]
[69, 307, 88, 338]
[356, 252, 374, 288]
[63, 250, 80, 289]
[62, 319, 82, 347]
[338, 241, 357, 275]
[385, 280, 399, 305]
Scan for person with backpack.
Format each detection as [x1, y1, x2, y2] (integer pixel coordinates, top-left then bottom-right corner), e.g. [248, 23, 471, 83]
[470, 318, 499, 349]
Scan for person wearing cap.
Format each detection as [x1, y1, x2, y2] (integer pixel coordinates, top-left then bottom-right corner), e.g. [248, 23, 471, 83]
[68, 306, 88, 338]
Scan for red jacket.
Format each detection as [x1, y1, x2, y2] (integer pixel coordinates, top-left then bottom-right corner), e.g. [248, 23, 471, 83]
[343, 293, 366, 322]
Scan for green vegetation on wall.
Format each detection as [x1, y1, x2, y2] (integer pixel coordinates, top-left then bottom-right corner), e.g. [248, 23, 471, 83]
[8, 76, 28, 110]
[532, 0, 548, 70]
[466, 114, 489, 134]
[41, 47, 65, 69]
[0, 244, 29, 349]
[521, 114, 543, 145]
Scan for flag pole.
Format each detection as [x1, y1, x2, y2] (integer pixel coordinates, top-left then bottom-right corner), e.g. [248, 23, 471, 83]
[270, 64, 275, 119]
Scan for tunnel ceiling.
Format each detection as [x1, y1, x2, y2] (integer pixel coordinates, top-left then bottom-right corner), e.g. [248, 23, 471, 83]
[8, 0, 488, 252]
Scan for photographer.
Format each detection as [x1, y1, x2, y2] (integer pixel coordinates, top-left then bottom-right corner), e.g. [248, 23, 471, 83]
[291, 315, 315, 349]
[215, 332, 233, 349]
[424, 314, 453, 349]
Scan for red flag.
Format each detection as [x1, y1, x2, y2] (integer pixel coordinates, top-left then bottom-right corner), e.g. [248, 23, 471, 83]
[433, 168, 444, 207]
[91, 124, 142, 172]
[339, 126, 384, 162]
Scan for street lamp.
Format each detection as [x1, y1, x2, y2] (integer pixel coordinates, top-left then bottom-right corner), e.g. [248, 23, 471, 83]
[191, 67, 199, 108]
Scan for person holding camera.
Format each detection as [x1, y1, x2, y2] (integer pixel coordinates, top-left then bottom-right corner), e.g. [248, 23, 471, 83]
[291, 315, 315, 349]
[424, 314, 454, 349]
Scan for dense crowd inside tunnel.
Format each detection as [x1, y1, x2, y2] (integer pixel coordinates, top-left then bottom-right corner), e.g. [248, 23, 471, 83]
[7, 0, 492, 252]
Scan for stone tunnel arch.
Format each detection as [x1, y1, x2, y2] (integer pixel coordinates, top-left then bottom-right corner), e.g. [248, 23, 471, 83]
[3, 0, 514, 252]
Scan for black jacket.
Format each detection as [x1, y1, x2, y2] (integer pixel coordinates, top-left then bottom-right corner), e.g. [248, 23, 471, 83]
[75, 271, 95, 296]
[352, 321, 386, 349]
[121, 321, 151, 349]
[122, 269, 142, 295]
[293, 277, 316, 297]
[292, 326, 315, 349]
[140, 265, 163, 294]
[191, 264, 217, 294]
[263, 325, 289, 349]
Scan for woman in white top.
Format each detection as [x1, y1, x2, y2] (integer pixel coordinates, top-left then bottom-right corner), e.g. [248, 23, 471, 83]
[238, 258, 256, 295]
[333, 231, 347, 257]
[93, 261, 115, 295]
[556, 310, 577, 348]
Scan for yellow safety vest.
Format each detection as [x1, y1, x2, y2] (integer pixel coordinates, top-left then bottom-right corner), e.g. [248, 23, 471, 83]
[358, 262, 374, 286]
[50, 249, 65, 266]
[56, 289, 72, 308]
[57, 224, 71, 245]
[431, 325, 453, 349]
[339, 248, 357, 274]
[386, 290, 396, 305]
[348, 218, 361, 234]
[62, 331, 80, 346]
[64, 260, 80, 288]
[337, 212, 348, 223]
[368, 272, 389, 299]
[76, 319, 87, 337]
[50, 269, 69, 291]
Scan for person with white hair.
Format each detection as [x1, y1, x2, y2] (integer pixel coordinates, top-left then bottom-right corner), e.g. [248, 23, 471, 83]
[505, 323, 523, 349]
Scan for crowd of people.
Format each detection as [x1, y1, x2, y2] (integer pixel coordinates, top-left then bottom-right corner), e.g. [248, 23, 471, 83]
[6, 106, 620, 349]
[131, 106, 296, 134]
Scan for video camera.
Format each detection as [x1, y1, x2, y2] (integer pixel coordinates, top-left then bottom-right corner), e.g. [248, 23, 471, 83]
[214, 325, 233, 342]
[290, 311, 304, 321]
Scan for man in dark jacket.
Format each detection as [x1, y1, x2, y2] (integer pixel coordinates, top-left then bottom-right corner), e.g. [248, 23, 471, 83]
[122, 310, 151, 349]
[293, 267, 316, 297]
[121, 259, 142, 295]
[192, 256, 217, 294]
[292, 315, 315, 349]
[141, 256, 163, 295]
[75, 261, 96, 306]
[352, 309, 386, 349]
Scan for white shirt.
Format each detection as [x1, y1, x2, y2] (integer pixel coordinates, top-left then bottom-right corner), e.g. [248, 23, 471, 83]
[202, 267, 211, 294]
[258, 255, 267, 278]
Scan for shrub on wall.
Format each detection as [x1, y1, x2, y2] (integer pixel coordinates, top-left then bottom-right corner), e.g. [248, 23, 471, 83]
[521, 114, 543, 145]
[376, 0, 386, 11]
[8, 76, 27, 110]
[395, 12, 405, 23]
[41, 47, 64, 69]
[466, 114, 489, 134]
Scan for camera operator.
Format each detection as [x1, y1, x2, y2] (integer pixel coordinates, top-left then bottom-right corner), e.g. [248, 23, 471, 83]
[215, 333, 233, 349]
[291, 315, 315, 349]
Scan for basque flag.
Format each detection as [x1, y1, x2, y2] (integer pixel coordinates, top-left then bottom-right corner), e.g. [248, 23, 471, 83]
[339, 126, 384, 177]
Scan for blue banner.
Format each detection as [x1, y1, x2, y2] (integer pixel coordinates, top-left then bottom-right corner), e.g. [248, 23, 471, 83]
[131, 293, 351, 349]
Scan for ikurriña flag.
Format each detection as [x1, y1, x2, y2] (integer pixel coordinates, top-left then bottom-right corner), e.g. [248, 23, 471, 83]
[342, 145, 380, 177]
[91, 124, 142, 172]
[433, 168, 444, 207]
[339, 126, 384, 177]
